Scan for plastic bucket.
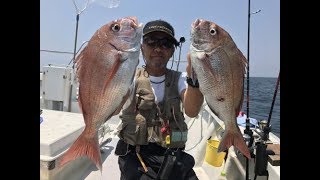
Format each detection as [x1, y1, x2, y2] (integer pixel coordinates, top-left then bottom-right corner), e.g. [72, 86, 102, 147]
[205, 139, 226, 167]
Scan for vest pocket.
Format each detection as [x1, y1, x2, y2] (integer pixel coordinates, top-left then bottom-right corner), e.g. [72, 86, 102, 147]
[119, 114, 149, 146]
[164, 97, 188, 148]
[136, 88, 155, 110]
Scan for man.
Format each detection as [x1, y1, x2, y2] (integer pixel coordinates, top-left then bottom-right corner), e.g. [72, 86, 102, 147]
[115, 19, 204, 180]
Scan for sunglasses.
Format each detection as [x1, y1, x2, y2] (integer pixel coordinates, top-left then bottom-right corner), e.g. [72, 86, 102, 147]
[143, 37, 175, 49]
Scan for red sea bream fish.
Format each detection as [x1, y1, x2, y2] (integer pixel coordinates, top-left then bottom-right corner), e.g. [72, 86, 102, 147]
[59, 16, 142, 170]
[189, 19, 250, 159]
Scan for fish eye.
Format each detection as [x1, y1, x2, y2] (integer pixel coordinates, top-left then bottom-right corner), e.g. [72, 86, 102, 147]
[209, 28, 216, 35]
[111, 24, 120, 32]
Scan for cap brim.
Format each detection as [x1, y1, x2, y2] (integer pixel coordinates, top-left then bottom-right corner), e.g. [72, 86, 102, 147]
[143, 30, 179, 46]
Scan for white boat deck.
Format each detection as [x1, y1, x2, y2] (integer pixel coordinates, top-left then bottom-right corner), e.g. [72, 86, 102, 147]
[40, 107, 279, 180]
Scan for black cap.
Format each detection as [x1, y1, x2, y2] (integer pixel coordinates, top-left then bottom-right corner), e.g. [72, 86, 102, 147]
[143, 20, 178, 46]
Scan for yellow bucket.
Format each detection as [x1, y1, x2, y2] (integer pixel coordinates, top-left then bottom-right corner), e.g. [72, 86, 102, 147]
[205, 139, 226, 167]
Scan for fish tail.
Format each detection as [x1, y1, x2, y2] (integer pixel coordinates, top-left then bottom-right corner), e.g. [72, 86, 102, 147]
[218, 130, 251, 159]
[59, 131, 102, 171]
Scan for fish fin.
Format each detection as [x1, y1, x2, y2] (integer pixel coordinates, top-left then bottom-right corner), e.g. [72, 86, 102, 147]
[102, 53, 130, 119]
[73, 46, 89, 115]
[206, 102, 220, 118]
[59, 131, 102, 171]
[74, 46, 89, 80]
[237, 50, 248, 75]
[77, 89, 84, 115]
[235, 83, 244, 117]
[235, 55, 246, 116]
[77, 89, 88, 122]
[110, 88, 131, 117]
[218, 129, 251, 159]
[102, 53, 122, 93]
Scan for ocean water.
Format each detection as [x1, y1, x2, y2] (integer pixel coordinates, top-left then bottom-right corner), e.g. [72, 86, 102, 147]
[242, 77, 280, 138]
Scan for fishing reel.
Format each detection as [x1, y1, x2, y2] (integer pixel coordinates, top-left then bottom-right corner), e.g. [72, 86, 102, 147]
[258, 120, 271, 141]
[243, 117, 255, 157]
[174, 37, 185, 47]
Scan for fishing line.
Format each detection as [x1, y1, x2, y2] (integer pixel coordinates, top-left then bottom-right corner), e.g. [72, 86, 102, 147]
[169, 53, 175, 70]
[185, 105, 204, 151]
[40, 49, 73, 54]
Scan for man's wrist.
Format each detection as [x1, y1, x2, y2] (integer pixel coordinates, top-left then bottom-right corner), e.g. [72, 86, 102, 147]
[186, 77, 199, 88]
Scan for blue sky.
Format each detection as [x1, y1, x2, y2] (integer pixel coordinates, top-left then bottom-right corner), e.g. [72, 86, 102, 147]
[40, 0, 279, 77]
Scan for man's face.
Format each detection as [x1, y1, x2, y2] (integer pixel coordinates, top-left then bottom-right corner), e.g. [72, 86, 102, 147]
[141, 31, 175, 69]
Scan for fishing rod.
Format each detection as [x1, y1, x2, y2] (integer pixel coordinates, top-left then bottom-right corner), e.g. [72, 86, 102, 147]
[244, 0, 261, 179]
[244, 1, 261, 148]
[244, 0, 253, 179]
[266, 71, 280, 136]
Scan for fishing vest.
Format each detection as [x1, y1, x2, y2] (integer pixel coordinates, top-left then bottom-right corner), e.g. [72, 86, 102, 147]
[118, 68, 188, 148]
